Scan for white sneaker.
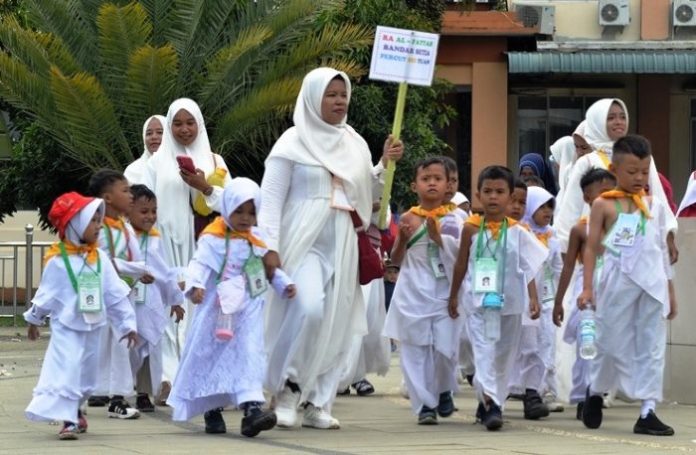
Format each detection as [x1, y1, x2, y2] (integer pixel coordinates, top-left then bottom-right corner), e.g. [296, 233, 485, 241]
[302, 404, 340, 429]
[274, 386, 300, 428]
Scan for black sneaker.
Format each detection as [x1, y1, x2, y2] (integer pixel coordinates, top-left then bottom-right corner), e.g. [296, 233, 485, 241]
[241, 408, 277, 437]
[475, 402, 486, 422]
[466, 374, 474, 387]
[417, 405, 438, 425]
[87, 395, 109, 407]
[136, 393, 155, 413]
[204, 408, 226, 434]
[482, 403, 503, 431]
[337, 386, 350, 396]
[576, 402, 584, 421]
[352, 379, 375, 396]
[437, 391, 455, 418]
[633, 411, 675, 436]
[523, 389, 550, 420]
[582, 387, 603, 429]
[108, 399, 140, 419]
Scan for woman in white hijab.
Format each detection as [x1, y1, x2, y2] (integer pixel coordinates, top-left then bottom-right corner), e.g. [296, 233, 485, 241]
[259, 67, 403, 429]
[142, 98, 232, 402]
[124, 115, 165, 185]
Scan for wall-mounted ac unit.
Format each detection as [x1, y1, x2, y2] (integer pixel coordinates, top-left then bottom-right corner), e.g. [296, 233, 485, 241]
[674, 0, 696, 26]
[599, 0, 630, 26]
[513, 4, 555, 35]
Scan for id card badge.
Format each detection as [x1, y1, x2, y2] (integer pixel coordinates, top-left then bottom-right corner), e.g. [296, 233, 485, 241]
[541, 265, 555, 307]
[133, 281, 146, 305]
[611, 213, 640, 247]
[244, 254, 268, 298]
[77, 272, 102, 313]
[474, 258, 498, 293]
[428, 243, 446, 279]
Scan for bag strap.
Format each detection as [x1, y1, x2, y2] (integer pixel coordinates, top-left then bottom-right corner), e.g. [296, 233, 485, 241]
[350, 210, 362, 230]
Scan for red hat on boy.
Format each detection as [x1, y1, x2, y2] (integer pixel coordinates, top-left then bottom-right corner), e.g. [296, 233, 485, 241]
[48, 192, 96, 238]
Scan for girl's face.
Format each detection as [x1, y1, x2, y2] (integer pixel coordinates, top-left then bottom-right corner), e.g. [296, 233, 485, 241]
[172, 109, 199, 146]
[573, 134, 592, 157]
[228, 200, 257, 232]
[321, 78, 349, 125]
[82, 211, 103, 244]
[145, 118, 164, 153]
[520, 166, 536, 179]
[532, 201, 554, 227]
[606, 102, 627, 141]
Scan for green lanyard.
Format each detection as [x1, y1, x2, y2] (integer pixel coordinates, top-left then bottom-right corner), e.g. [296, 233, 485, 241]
[406, 216, 445, 249]
[216, 229, 231, 284]
[58, 242, 101, 292]
[475, 218, 508, 293]
[139, 232, 149, 263]
[614, 200, 646, 235]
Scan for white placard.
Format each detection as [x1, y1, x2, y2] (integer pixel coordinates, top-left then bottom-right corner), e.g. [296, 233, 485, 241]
[369, 26, 440, 87]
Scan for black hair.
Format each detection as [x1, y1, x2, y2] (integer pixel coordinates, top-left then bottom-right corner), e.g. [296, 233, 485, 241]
[580, 168, 617, 192]
[613, 134, 651, 162]
[130, 184, 156, 201]
[477, 165, 514, 192]
[414, 156, 450, 180]
[539, 198, 556, 211]
[513, 178, 528, 192]
[440, 155, 458, 176]
[88, 169, 127, 197]
[522, 175, 545, 188]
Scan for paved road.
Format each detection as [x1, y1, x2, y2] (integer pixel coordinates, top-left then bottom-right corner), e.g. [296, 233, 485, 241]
[1, 327, 695, 454]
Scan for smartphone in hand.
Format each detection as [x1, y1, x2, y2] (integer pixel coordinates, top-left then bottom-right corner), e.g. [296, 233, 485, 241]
[176, 155, 196, 173]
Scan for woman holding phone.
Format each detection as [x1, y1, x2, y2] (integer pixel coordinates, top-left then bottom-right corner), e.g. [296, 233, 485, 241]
[143, 98, 232, 403]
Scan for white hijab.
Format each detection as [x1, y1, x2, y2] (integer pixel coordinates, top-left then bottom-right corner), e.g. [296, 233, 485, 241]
[677, 171, 696, 216]
[265, 67, 374, 226]
[124, 115, 165, 185]
[584, 98, 629, 155]
[524, 186, 554, 233]
[66, 199, 105, 245]
[550, 135, 576, 192]
[147, 98, 215, 244]
[220, 177, 261, 229]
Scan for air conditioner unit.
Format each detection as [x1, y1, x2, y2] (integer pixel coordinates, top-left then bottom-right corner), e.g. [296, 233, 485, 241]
[513, 4, 555, 35]
[673, 0, 696, 26]
[599, 0, 630, 26]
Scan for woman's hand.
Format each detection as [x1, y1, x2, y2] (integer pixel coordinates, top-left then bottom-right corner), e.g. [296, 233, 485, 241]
[381, 134, 404, 166]
[180, 168, 212, 194]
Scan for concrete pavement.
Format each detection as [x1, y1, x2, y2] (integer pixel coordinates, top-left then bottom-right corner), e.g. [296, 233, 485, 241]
[1, 327, 695, 454]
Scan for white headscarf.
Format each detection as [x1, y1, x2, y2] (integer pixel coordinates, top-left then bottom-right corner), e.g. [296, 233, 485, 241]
[524, 186, 554, 233]
[66, 199, 105, 245]
[265, 67, 374, 225]
[220, 177, 261, 229]
[677, 170, 696, 216]
[124, 115, 166, 185]
[147, 98, 215, 243]
[550, 135, 576, 191]
[584, 98, 629, 154]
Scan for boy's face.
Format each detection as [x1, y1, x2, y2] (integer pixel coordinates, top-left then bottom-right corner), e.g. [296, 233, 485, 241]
[583, 179, 616, 205]
[477, 178, 511, 218]
[610, 154, 650, 194]
[384, 267, 399, 283]
[129, 197, 157, 232]
[103, 179, 133, 216]
[445, 171, 459, 203]
[229, 200, 257, 232]
[411, 164, 448, 205]
[506, 187, 527, 221]
[532, 201, 554, 227]
[82, 211, 103, 244]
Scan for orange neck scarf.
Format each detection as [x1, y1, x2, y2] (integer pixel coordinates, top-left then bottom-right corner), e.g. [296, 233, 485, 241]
[535, 231, 552, 247]
[104, 216, 126, 230]
[601, 189, 651, 218]
[44, 240, 99, 265]
[465, 214, 518, 240]
[135, 227, 160, 237]
[408, 203, 457, 218]
[201, 216, 267, 248]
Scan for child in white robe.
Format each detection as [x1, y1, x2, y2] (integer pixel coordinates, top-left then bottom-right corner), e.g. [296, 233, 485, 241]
[384, 157, 461, 425]
[127, 184, 185, 412]
[168, 177, 295, 438]
[88, 169, 149, 419]
[579, 135, 677, 436]
[24, 192, 137, 440]
[449, 165, 547, 431]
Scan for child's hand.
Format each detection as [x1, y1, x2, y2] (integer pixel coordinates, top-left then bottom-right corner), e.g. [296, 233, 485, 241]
[577, 290, 593, 310]
[529, 297, 540, 320]
[263, 251, 281, 281]
[140, 273, 155, 284]
[27, 324, 39, 341]
[668, 287, 678, 321]
[120, 331, 138, 349]
[667, 232, 679, 264]
[285, 284, 297, 299]
[448, 297, 459, 319]
[372, 201, 381, 213]
[426, 217, 442, 247]
[171, 305, 185, 322]
[552, 302, 564, 327]
[399, 220, 414, 241]
[178, 281, 185, 291]
[190, 287, 205, 304]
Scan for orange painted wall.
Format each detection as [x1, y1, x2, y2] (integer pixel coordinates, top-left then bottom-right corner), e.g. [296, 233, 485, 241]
[641, 0, 670, 40]
[438, 36, 507, 65]
[637, 75, 670, 173]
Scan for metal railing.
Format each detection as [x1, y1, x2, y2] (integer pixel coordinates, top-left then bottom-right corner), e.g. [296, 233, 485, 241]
[0, 224, 53, 326]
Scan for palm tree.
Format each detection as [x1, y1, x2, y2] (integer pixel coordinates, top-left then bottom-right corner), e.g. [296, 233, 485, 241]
[0, 0, 372, 174]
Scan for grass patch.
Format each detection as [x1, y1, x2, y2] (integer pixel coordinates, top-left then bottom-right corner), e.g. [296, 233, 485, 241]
[0, 316, 28, 327]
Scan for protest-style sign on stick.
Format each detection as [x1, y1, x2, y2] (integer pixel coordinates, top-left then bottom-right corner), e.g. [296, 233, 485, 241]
[369, 25, 440, 229]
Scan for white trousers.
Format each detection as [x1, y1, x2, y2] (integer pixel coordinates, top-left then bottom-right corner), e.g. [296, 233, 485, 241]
[94, 325, 135, 397]
[400, 342, 458, 414]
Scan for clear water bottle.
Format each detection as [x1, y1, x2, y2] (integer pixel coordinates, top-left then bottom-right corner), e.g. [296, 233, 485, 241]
[482, 293, 502, 342]
[578, 304, 597, 360]
[215, 308, 235, 341]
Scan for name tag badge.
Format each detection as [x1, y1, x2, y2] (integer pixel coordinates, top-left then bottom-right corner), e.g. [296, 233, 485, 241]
[428, 243, 446, 279]
[244, 254, 268, 299]
[77, 272, 102, 313]
[133, 281, 146, 305]
[541, 265, 555, 307]
[611, 212, 639, 247]
[474, 257, 498, 293]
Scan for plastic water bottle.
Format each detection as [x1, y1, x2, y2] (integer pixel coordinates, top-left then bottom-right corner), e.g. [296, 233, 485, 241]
[215, 308, 235, 341]
[483, 307, 501, 341]
[578, 304, 597, 360]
